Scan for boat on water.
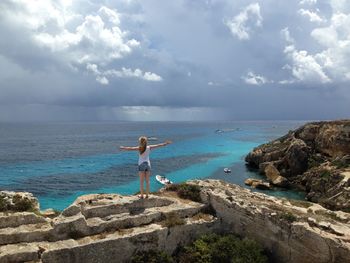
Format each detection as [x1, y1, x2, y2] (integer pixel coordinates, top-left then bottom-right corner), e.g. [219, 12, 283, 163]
[147, 137, 158, 141]
[224, 168, 231, 173]
[156, 175, 173, 185]
[215, 128, 240, 134]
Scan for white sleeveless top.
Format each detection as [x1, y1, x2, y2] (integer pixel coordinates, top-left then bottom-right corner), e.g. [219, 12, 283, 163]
[138, 146, 151, 166]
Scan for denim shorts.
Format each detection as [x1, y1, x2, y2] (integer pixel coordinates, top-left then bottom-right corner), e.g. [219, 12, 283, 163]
[138, 161, 151, 172]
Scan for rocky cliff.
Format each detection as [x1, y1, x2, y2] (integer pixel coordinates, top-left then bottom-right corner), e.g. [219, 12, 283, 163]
[1, 180, 349, 263]
[245, 120, 350, 211]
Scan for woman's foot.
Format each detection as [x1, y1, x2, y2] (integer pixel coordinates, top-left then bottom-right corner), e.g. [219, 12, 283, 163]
[145, 195, 149, 199]
[138, 194, 144, 199]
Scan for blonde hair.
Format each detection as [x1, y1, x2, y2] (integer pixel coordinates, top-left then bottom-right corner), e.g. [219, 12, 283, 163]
[139, 136, 148, 154]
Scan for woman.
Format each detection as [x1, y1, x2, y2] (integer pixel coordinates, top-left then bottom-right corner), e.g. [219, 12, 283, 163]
[120, 137, 172, 199]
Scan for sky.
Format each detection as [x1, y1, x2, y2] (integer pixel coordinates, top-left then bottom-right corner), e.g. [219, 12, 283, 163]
[0, 0, 349, 121]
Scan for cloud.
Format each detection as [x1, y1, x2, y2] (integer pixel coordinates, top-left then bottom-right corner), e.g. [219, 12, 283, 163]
[281, 1, 350, 84]
[279, 79, 296, 85]
[34, 5, 141, 74]
[105, 68, 162, 81]
[299, 0, 317, 5]
[225, 3, 262, 40]
[207, 81, 221, 86]
[87, 64, 162, 84]
[282, 28, 331, 84]
[6, 0, 166, 85]
[298, 9, 324, 23]
[32, 5, 140, 63]
[1, 0, 350, 121]
[242, 71, 270, 85]
[330, 0, 350, 13]
[0, 1, 144, 84]
[310, 12, 350, 81]
[96, 76, 109, 85]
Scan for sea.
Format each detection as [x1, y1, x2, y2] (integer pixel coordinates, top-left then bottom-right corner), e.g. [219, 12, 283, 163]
[0, 121, 307, 211]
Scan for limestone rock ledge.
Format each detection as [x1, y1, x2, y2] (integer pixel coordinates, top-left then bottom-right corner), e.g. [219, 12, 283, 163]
[0, 192, 216, 263]
[190, 179, 350, 263]
[0, 180, 349, 263]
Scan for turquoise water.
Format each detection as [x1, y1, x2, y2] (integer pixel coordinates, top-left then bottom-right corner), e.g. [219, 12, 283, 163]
[0, 121, 306, 210]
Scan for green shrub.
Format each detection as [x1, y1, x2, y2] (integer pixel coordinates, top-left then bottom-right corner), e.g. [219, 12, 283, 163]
[12, 194, 35, 212]
[178, 233, 268, 263]
[0, 196, 8, 212]
[331, 159, 349, 169]
[167, 183, 201, 202]
[308, 157, 320, 169]
[279, 212, 297, 223]
[131, 250, 173, 263]
[320, 170, 331, 178]
[289, 200, 313, 208]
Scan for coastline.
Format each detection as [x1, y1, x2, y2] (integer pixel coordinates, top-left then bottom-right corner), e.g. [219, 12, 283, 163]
[0, 179, 349, 263]
[0, 121, 306, 211]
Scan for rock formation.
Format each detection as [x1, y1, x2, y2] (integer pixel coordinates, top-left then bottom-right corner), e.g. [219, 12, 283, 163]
[0, 180, 349, 263]
[192, 180, 350, 263]
[244, 178, 271, 190]
[245, 120, 350, 211]
[0, 191, 216, 263]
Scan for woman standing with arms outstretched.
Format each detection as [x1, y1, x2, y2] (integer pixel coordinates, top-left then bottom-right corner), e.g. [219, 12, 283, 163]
[120, 137, 172, 199]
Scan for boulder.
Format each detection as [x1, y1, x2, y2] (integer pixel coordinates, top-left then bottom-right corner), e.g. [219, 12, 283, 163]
[244, 178, 271, 190]
[284, 138, 310, 176]
[264, 163, 288, 187]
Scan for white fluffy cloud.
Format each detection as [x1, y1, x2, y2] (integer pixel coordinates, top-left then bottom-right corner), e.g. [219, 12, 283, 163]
[330, 0, 350, 13]
[281, 28, 331, 84]
[299, 0, 317, 5]
[0, 0, 166, 85]
[225, 3, 262, 40]
[105, 68, 162, 82]
[281, 1, 350, 84]
[87, 64, 162, 84]
[298, 9, 324, 23]
[34, 4, 140, 73]
[311, 12, 350, 81]
[242, 71, 270, 85]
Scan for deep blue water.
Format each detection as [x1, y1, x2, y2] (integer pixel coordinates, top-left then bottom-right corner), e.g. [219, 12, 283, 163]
[0, 121, 306, 210]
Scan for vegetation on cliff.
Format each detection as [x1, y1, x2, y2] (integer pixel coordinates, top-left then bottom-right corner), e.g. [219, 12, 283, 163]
[131, 233, 268, 263]
[166, 183, 202, 202]
[0, 192, 39, 213]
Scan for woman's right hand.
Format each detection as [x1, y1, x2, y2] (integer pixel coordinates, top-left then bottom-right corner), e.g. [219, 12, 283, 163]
[165, 140, 172, 145]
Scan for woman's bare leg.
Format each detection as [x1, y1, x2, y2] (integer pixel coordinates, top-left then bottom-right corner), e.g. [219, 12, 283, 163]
[145, 171, 151, 198]
[139, 172, 145, 198]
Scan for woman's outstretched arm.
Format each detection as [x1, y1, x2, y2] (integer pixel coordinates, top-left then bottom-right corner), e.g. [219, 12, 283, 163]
[120, 146, 139, 151]
[149, 140, 172, 149]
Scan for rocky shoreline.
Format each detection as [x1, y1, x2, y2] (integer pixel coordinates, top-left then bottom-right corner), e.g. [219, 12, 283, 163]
[245, 120, 350, 212]
[0, 179, 349, 263]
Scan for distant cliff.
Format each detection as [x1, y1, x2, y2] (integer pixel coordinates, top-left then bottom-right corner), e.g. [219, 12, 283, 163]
[245, 120, 350, 211]
[0, 180, 349, 263]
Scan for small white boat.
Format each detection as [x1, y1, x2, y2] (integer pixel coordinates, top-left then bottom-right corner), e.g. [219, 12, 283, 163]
[224, 168, 231, 173]
[156, 175, 173, 185]
[147, 137, 158, 141]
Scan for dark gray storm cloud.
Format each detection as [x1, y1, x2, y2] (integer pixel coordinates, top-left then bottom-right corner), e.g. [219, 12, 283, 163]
[0, 0, 349, 121]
